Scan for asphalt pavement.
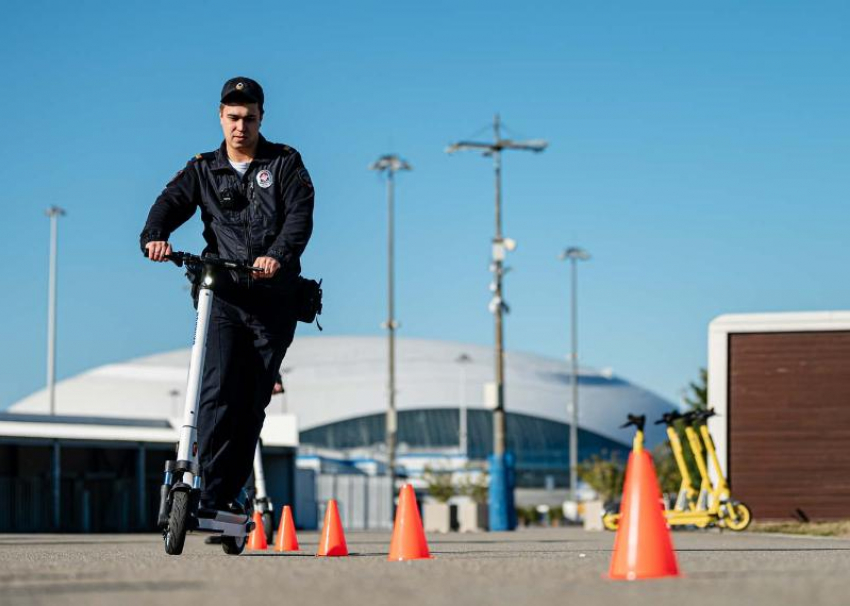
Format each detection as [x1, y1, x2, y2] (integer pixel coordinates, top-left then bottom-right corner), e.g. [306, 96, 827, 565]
[2, 528, 850, 606]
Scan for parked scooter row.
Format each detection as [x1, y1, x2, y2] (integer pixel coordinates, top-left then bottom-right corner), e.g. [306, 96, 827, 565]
[602, 410, 752, 531]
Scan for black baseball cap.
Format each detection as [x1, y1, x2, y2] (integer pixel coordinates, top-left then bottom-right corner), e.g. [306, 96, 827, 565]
[220, 77, 264, 110]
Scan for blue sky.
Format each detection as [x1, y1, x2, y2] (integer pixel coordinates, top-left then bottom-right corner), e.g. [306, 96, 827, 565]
[1, 1, 848, 410]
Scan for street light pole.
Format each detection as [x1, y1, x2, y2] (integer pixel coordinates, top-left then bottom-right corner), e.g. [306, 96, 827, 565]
[369, 154, 411, 509]
[560, 246, 590, 501]
[45, 206, 66, 416]
[448, 115, 547, 530]
[455, 353, 472, 459]
[278, 366, 293, 414]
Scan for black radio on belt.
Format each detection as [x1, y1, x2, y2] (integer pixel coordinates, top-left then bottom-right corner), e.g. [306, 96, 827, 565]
[218, 185, 249, 211]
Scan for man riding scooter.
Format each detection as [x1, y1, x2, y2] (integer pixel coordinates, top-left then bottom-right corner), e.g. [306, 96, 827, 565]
[141, 77, 314, 553]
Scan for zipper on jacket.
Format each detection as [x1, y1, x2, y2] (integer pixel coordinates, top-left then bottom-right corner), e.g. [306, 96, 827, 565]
[245, 205, 253, 266]
[243, 175, 254, 281]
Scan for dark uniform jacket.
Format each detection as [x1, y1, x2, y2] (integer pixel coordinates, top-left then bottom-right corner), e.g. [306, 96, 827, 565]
[140, 136, 314, 294]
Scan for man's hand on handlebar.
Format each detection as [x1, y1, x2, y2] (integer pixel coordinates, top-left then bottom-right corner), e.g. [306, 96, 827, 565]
[144, 247, 269, 276]
[145, 241, 173, 262]
[252, 256, 280, 279]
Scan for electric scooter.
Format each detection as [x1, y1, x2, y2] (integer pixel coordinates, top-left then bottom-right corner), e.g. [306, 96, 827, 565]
[655, 411, 699, 513]
[251, 440, 275, 544]
[601, 414, 645, 531]
[689, 409, 752, 531]
[205, 440, 274, 547]
[149, 250, 260, 556]
[249, 373, 286, 544]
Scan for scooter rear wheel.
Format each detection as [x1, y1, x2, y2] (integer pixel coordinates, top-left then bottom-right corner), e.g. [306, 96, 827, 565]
[724, 502, 752, 531]
[221, 535, 247, 555]
[262, 512, 274, 545]
[164, 491, 190, 555]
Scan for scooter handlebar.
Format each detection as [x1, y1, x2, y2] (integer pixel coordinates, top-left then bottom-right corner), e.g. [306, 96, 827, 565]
[144, 249, 261, 273]
[681, 409, 717, 424]
[691, 408, 718, 422]
[654, 410, 684, 425]
[620, 414, 646, 432]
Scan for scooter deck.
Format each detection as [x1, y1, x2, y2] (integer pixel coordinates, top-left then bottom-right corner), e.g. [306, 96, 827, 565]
[193, 507, 253, 537]
[196, 517, 252, 538]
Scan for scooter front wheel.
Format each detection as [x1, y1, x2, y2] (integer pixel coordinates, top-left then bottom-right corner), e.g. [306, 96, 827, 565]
[164, 491, 190, 555]
[723, 502, 752, 531]
[221, 535, 247, 555]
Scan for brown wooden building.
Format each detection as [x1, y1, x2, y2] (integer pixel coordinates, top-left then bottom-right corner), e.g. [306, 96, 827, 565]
[708, 312, 850, 521]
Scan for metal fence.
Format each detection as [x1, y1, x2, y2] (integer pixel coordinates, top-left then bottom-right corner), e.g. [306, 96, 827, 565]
[1, 470, 391, 533]
[0, 476, 141, 533]
[314, 474, 393, 530]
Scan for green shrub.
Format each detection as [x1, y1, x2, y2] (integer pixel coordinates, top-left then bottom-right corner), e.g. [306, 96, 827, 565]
[457, 466, 488, 504]
[516, 505, 539, 527]
[578, 452, 625, 504]
[423, 465, 455, 503]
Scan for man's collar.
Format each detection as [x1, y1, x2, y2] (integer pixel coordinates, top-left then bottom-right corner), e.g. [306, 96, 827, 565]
[253, 135, 275, 162]
[212, 135, 273, 170]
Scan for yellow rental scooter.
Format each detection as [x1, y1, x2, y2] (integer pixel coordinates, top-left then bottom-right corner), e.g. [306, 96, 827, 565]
[688, 409, 752, 531]
[601, 414, 646, 531]
[602, 412, 752, 531]
[655, 411, 699, 513]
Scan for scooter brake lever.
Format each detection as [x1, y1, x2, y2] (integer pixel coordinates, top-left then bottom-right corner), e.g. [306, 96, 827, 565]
[621, 414, 646, 430]
[656, 411, 683, 425]
[694, 408, 718, 421]
[681, 411, 700, 424]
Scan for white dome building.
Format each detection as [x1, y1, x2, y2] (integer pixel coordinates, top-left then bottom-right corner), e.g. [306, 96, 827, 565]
[11, 336, 673, 489]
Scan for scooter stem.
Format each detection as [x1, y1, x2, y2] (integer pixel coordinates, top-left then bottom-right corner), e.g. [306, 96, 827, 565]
[633, 429, 644, 453]
[699, 424, 729, 492]
[253, 441, 268, 501]
[176, 283, 214, 484]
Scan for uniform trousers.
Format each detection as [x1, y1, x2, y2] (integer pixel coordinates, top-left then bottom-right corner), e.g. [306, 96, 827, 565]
[196, 288, 297, 507]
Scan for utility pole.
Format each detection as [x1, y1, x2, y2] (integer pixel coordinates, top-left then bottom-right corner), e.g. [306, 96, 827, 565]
[45, 206, 66, 415]
[447, 115, 547, 530]
[560, 246, 590, 501]
[369, 153, 411, 512]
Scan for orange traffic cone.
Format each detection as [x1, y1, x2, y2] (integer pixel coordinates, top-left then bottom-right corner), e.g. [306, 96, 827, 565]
[316, 499, 348, 557]
[608, 449, 680, 580]
[388, 484, 432, 561]
[275, 505, 300, 552]
[248, 511, 268, 551]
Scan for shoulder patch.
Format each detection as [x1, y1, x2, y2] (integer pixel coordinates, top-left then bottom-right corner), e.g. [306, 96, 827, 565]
[265, 142, 294, 158]
[195, 154, 203, 160]
[297, 167, 313, 188]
